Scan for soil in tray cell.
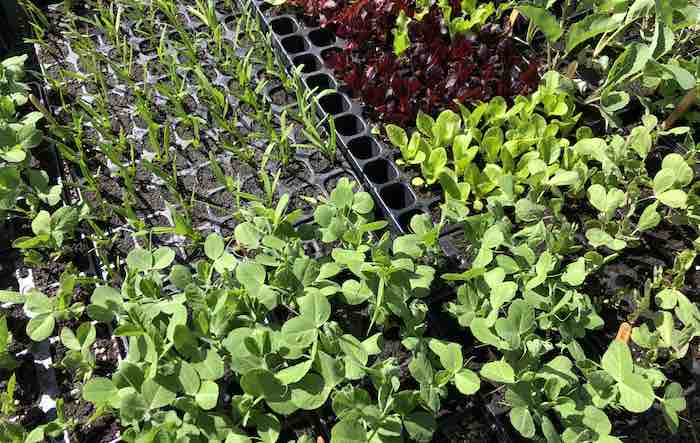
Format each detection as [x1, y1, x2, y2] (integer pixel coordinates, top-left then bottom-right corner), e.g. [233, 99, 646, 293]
[0, 355, 48, 432]
[65, 399, 121, 443]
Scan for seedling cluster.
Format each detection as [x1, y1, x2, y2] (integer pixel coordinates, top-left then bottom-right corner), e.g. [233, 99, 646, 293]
[0, 0, 698, 442]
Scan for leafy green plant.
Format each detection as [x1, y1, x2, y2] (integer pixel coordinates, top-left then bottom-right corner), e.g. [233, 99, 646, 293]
[12, 206, 84, 264]
[24, 265, 84, 341]
[517, 0, 699, 126]
[0, 54, 60, 220]
[392, 0, 502, 55]
[0, 374, 24, 443]
[59, 322, 97, 382]
[0, 315, 17, 371]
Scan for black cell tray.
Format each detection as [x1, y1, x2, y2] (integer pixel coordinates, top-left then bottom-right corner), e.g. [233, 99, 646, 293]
[246, 1, 450, 238]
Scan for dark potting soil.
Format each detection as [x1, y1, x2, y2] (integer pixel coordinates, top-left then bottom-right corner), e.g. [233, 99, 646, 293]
[308, 151, 333, 174]
[0, 355, 47, 431]
[2, 304, 31, 356]
[433, 390, 500, 443]
[64, 399, 121, 443]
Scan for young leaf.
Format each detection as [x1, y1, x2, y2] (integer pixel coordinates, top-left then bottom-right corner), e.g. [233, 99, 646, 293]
[656, 190, 687, 208]
[195, 380, 219, 410]
[126, 248, 153, 272]
[331, 420, 367, 443]
[204, 233, 225, 260]
[637, 202, 661, 231]
[83, 377, 118, 405]
[480, 359, 515, 384]
[26, 313, 55, 342]
[517, 6, 563, 42]
[509, 406, 535, 438]
[454, 368, 480, 395]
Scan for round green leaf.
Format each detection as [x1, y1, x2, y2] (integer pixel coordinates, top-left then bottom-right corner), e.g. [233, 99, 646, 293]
[83, 377, 118, 404]
[126, 248, 152, 271]
[480, 359, 515, 384]
[195, 380, 219, 410]
[331, 420, 367, 443]
[204, 233, 225, 260]
[455, 368, 480, 395]
[152, 247, 175, 270]
[601, 341, 633, 383]
[26, 313, 55, 342]
[142, 378, 177, 410]
[290, 373, 330, 410]
[656, 189, 687, 209]
[509, 406, 535, 438]
[240, 368, 284, 400]
[618, 373, 654, 413]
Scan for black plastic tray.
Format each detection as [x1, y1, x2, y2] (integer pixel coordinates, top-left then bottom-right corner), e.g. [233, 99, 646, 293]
[248, 4, 445, 232]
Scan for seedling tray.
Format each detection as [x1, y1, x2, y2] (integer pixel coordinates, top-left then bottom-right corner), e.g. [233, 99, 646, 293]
[243, 3, 445, 230]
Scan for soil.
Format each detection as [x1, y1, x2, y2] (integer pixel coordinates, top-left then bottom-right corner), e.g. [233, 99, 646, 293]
[0, 355, 47, 431]
[64, 399, 121, 443]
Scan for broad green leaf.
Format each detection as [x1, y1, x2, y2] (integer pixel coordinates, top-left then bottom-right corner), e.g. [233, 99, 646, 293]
[169, 265, 192, 290]
[601, 341, 633, 382]
[393, 234, 422, 258]
[142, 378, 176, 410]
[565, 13, 625, 54]
[235, 222, 260, 249]
[618, 372, 654, 413]
[277, 360, 313, 385]
[152, 247, 175, 269]
[428, 339, 463, 372]
[290, 373, 330, 410]
[177, 361, 201, 396]
[480, 359, 515, 384]
[195, 380, 219, 410]
[252, 413, 281, 443]
[192, 349, 225, 381]
[605, 43, 651, 89]
[409, 351, 434, 385]
[126, 248, 152, 271]
[299, 292, 331, 327]
[331, 420, 367, 443]
[173, 324, 199, 359]
[83, 377, 118, 404]
[31, 210, 50, 236]
[204, 233, 225, 260]
[282, 315, 317, 349]
[663, 64, 696, 90]
[662, 382, 686, 432]
[628, 125, 652, 158]
[661, 153, 694, 186]
[561, 257, 586, 286]
[470, 318, 505, 348]
[490, 282, 517, 309]
[240, 368, 284, 400]
[454, 368, 480, 395]
[656, 189, 687, 208]
[386, 124, 408, 148]
[637, 202, 661, 231]
[518, 6, 562, 42]
[653, 169, 676, 194]
[655, 288, 681, 309]
[26, 313, 55, 341]
[509, 406, 535, 438]
[586, 228, 627, 251]
[352, 192, 374, 214]
[547, 170, 579, 187]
